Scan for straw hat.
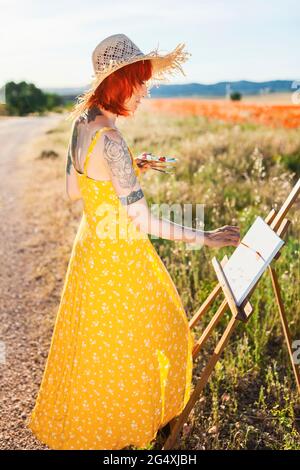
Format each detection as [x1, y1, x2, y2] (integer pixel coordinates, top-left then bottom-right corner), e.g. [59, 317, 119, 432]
[66, 33, 191, 121]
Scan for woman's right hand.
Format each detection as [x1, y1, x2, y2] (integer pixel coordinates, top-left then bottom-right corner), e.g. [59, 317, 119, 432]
[204, 225, 241, 248]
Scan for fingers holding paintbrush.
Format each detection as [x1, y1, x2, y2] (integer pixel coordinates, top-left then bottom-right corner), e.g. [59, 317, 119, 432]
[135, 154, 177, 172]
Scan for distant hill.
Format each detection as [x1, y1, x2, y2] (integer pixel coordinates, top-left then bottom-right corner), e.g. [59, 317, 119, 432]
[148, 80, 294, 98]
[43, 80, 294, 101]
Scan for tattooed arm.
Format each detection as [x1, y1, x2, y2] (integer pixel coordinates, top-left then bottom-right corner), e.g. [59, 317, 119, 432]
[65, 119, 83, 201]
[99, 129, 208, 244]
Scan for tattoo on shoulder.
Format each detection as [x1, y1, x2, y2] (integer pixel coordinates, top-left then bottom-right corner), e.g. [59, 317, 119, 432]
[67, 115, 100, 175]
[66, 145, 73, 174]
[103, 133, 137, 188]
[70, 119, 81, 163]
[66, 117, 83, 174]
[85, 106, 104, 123]
[119, 188, 144, 206]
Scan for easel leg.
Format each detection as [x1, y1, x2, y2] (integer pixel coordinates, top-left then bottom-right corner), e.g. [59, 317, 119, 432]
[269, 266, 300, 394]
[192, 299, 228, 358]
[162, 316, 238, 450]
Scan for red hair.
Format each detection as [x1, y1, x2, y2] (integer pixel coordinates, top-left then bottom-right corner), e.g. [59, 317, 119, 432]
[87, 59, 153, 117]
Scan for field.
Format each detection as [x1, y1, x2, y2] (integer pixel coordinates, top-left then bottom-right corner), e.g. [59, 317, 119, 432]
[22, 99, 300, 450]
[144, 94, 300, 129]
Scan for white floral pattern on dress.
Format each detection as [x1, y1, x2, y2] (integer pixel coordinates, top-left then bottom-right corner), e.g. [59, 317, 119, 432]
[26, 127, 195, 450]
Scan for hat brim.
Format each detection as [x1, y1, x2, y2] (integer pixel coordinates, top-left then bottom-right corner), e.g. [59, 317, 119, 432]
[66, 42, 191, 122]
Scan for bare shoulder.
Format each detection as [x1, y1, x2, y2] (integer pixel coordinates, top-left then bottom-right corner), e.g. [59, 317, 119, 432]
[72, 114, 86, 132]
[96, 127, 130, 161]
[99, 127, 124, 143]
[72, 113, 101, 135]
[70, 115, 98, 153]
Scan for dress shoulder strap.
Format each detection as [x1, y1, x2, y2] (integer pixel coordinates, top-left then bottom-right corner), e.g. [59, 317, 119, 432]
[83, 126, 116, 176]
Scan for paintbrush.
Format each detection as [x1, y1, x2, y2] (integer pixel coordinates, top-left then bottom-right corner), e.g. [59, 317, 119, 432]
[134, 152, 178, 174]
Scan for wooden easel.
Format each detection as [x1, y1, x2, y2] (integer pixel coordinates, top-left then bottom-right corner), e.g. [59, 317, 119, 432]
[162, 178, 300, 450]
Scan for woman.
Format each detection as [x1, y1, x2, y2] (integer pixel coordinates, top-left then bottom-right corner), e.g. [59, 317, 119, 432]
[26, 34, 240, 450]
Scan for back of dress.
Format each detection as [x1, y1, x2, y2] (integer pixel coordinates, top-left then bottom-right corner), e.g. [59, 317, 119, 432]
[69, 121, 146, 250]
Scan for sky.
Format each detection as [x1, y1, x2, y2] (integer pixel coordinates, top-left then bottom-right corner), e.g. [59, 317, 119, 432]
[0, 0, 299, 89]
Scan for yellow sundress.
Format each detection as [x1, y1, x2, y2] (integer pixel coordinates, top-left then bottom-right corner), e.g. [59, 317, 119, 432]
[26, 126, 195, 450]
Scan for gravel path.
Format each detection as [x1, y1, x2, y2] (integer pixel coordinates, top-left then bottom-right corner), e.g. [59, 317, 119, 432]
[0, 113, 66, 449]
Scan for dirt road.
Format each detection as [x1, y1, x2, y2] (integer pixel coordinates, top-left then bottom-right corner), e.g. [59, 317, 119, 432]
[0, 113, 67, 449]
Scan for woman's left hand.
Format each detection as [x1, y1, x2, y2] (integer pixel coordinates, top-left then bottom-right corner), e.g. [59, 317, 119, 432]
[136, 159, 152, 173]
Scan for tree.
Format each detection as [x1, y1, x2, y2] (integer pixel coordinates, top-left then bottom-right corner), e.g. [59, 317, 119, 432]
[4, 81, 62, 116]
[230, 91, 242, 101]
